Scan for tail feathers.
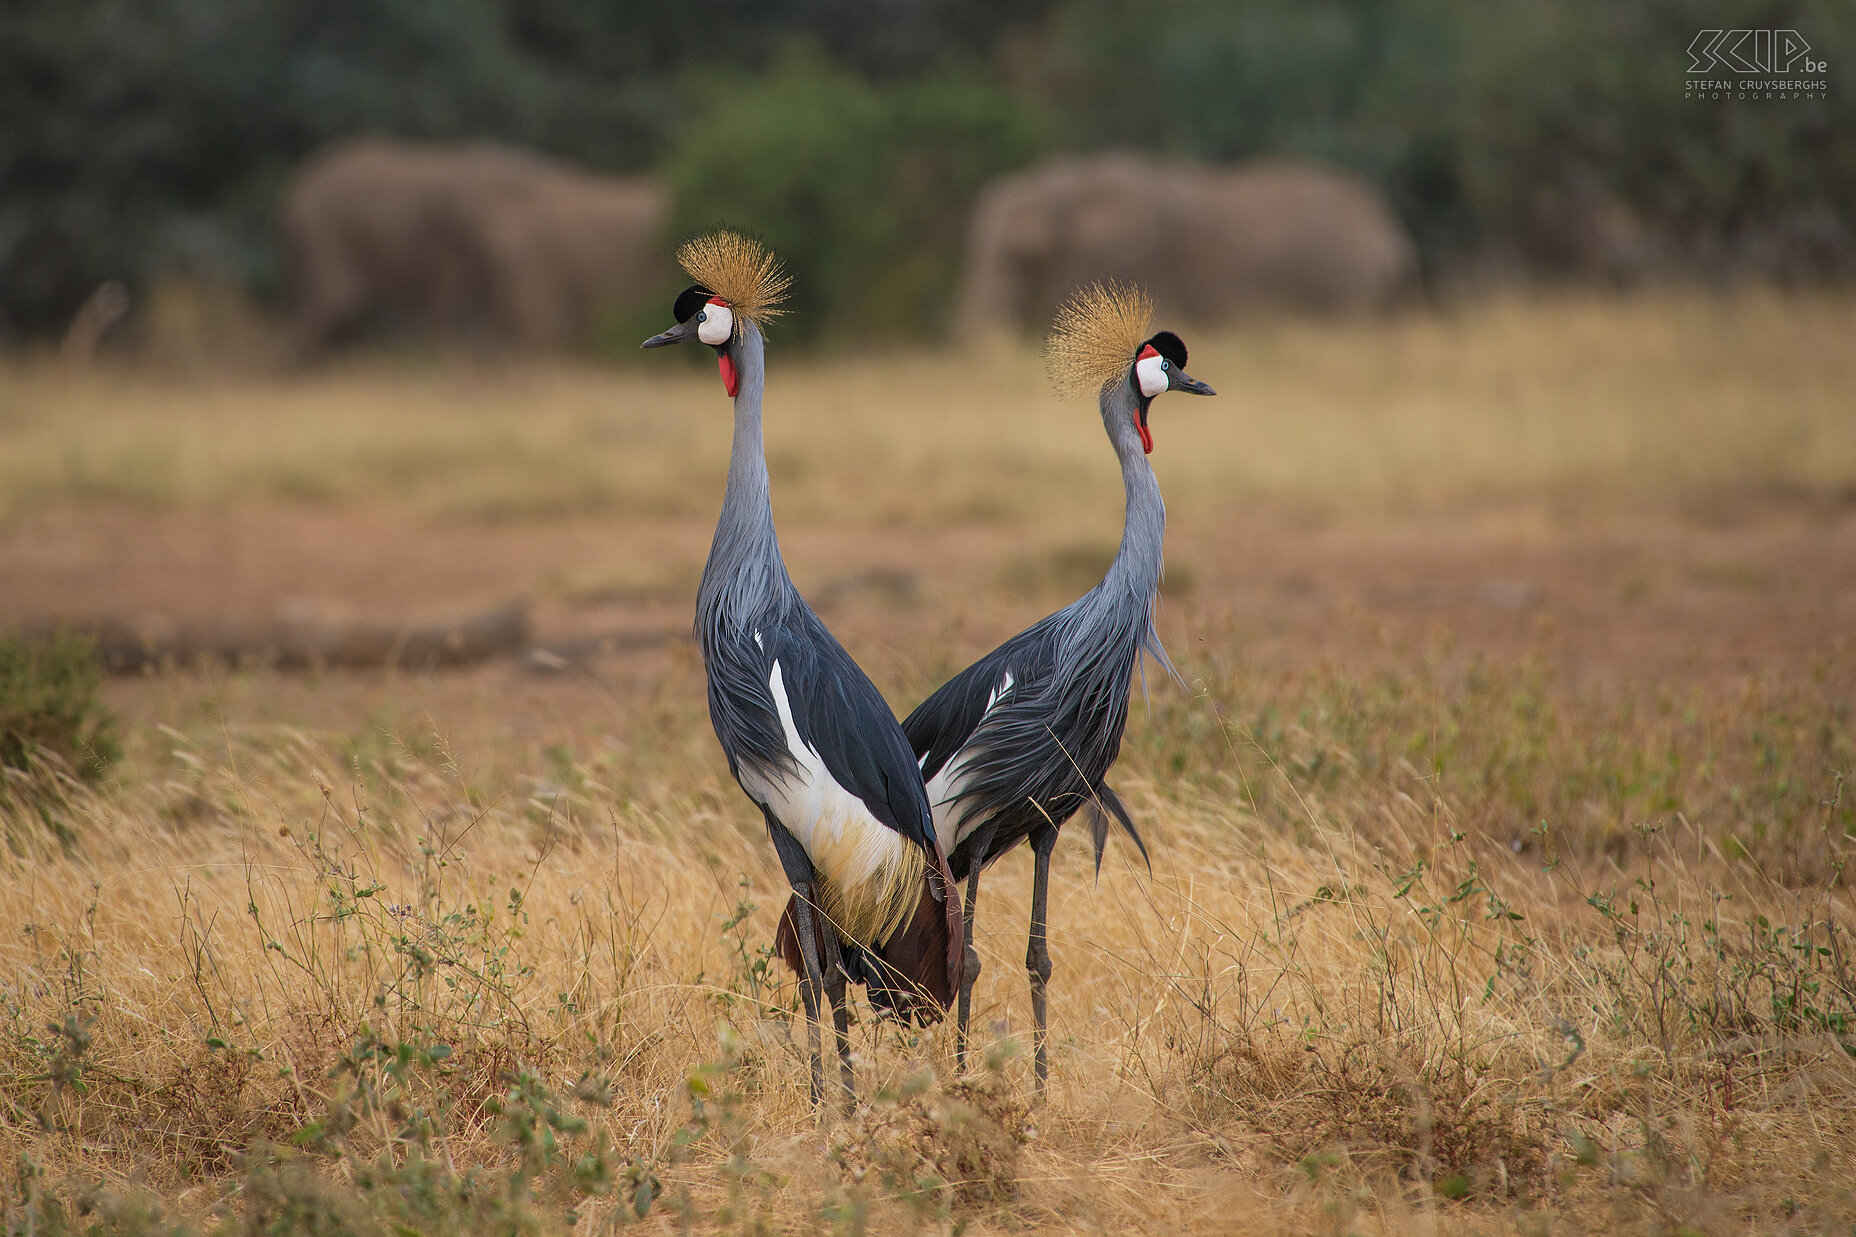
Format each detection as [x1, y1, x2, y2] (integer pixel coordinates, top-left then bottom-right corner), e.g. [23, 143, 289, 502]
[870, 848, 962, 1021]
[1085, 783, 1150, 879]
[773, 849, 965, 1026]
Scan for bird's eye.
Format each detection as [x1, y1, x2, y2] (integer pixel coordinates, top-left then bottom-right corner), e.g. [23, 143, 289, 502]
[1161, 359, 1170, 370]
[697, 311, 707, 323]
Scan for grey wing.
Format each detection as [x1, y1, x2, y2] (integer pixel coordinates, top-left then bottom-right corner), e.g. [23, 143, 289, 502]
[903, 640, 1031, 783]
[771, 612, 938, 851]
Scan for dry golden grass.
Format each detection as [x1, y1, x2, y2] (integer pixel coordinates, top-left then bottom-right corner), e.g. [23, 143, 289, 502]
[4, 667, 1852, 1234]
[2, 289, 1853, 527]
[2, 290, 1855, 1234]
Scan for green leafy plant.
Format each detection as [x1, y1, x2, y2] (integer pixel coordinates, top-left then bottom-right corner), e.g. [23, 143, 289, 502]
[0, 627, 118, 782]
[661, 45, 1046, 344]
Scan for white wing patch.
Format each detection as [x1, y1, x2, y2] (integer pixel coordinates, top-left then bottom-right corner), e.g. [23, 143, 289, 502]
[987, 670, 1015, 711]
[753, 629, 763, 649]
[926, 667, 1016, 855]
[739, 660, 922, 947]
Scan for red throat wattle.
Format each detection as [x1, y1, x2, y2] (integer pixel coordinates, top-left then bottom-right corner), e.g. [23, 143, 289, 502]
[717, 351, 739, 398]
[1135, 342, 1158, 453]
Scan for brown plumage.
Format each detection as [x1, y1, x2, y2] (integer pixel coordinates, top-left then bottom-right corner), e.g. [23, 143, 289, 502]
[676, 231, 791, 329]
[1045, 281, 1155, 397]
[774, 846, 962, 1022]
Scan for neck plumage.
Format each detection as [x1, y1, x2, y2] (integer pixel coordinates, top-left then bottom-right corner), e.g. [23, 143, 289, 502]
[698, 321, 791, 625]
[1100, 377, 1166, 605]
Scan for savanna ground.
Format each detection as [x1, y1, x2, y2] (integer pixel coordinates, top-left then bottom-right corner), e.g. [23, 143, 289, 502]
[1, 291, 1854, 1235]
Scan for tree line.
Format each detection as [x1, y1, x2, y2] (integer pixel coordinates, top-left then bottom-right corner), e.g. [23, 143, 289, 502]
[2, 0, 1851, 341]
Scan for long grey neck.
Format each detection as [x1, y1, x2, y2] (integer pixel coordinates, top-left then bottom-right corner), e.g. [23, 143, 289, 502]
[1100, 376, 1166, 606]
[697, 321, 791, 626]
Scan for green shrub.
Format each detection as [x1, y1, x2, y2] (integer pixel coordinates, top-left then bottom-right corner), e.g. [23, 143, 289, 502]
[0, 626, 120, 782]
[661, 46, 1048, 343]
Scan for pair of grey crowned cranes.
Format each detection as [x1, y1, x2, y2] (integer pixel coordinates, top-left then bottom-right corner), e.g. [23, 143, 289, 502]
[642, 232, 1214, 1106]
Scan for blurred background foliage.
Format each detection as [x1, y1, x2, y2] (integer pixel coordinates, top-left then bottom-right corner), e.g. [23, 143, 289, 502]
[1038, 0, 1856, 273]
[662, 48, 1046, 339]
[2, 0, 1853, 340]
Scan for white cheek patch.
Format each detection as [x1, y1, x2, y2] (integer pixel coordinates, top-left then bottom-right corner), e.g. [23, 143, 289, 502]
[696, 302, 733, 345]
[1135, 353, 1168, 400]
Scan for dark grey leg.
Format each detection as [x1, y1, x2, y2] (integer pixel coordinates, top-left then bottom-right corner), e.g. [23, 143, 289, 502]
[955, 866, 981, 1070]
[1026, 824, 1058, 1094]
[789, 882, 828, 1107]
[763, 812, 837, 1109]
[819, 926, 855, 1109]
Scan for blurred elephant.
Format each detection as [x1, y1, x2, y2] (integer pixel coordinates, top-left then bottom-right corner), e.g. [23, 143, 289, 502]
[279, 138, 669, 353]
[956, 154, 1417, 334]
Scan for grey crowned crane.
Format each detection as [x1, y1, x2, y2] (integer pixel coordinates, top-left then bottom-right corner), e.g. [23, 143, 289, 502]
[902, 283, 1215, 1088]
[642, 233, 962, 1107]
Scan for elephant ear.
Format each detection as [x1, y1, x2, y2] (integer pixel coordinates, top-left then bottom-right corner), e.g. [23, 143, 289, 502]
[1046, 281, 1155, 397]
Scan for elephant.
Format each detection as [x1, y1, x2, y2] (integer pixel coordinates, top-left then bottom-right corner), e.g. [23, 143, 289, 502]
[278, 138, 669, 353]
[956, 153, 1418, 335]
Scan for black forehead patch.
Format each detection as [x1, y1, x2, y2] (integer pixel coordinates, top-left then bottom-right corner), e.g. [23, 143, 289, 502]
[672, 284, 717, 323]
[1145, 330, 1187, 369]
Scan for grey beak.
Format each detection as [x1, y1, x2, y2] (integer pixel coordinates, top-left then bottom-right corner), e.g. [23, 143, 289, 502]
[1171, 370, 1215, 396]
[642, 319, 699, 348]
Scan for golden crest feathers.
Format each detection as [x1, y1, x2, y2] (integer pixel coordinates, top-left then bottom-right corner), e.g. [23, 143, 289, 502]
[676, 231, 791, 327]
[1044, 281, 1155, 397]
